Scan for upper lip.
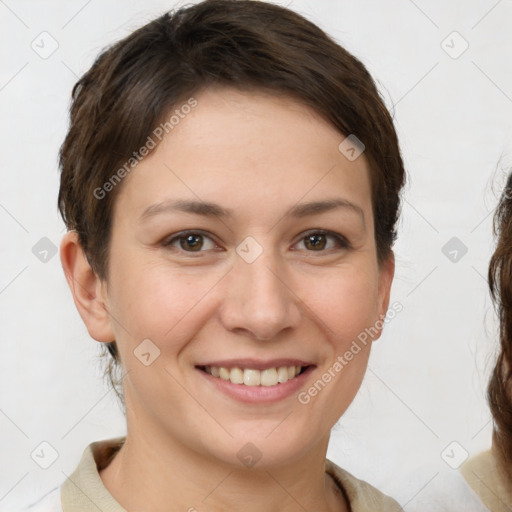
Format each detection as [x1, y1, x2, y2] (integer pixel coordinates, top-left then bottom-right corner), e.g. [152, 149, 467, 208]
[196, 358, 314, 371]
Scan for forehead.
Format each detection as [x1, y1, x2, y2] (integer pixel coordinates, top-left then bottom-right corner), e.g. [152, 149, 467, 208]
[112, 87, 373, 227]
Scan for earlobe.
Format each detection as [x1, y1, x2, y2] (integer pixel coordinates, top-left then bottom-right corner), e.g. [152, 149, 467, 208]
[60, 231, 115, 343]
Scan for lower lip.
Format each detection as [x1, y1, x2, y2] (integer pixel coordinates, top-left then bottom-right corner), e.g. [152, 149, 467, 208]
[196, 366, 315, 404]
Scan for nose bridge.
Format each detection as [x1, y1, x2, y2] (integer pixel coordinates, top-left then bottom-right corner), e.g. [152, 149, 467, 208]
[219, 240, 300, 340]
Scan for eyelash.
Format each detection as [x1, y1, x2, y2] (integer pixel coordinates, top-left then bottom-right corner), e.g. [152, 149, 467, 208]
[161, 229, 350, 256]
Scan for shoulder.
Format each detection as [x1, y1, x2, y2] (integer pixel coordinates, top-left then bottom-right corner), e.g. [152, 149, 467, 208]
[325, 459, 402, 512]
[404, 465, 491, 512]
[17, 487, 62, 512]
[460, 448, 512, 512]
[460, 448, 498, 479]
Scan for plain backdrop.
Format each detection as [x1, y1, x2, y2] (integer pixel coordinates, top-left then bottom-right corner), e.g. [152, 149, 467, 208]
[1, 0, 512, 509]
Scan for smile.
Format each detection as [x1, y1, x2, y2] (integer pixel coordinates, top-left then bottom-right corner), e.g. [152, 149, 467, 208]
[201, 365, 307, 386]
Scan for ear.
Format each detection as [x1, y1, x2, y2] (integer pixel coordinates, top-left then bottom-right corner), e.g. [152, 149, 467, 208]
[373, 251, 395, 341]
[60, 231, 115, 343]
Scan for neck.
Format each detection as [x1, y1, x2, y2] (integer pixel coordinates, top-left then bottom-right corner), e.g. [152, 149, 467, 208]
[99, 418, 347, 512]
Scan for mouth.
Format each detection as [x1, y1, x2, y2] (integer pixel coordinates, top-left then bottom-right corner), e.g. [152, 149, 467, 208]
[194, 358, 315, 403]
[198, 364, 310, 386]
[196, 362, 315, 403]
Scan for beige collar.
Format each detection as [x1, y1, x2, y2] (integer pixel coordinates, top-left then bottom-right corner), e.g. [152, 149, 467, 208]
[460, 447, 512, 512]
[61, 437, 400, 512]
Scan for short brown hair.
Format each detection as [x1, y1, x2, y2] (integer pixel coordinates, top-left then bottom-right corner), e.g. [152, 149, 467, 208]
[58, 0, 406, 408]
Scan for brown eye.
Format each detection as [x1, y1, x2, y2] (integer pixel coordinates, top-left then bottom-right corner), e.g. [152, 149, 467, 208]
[304, 233, 327, 251]
[163, 231, 217, 253]
[180, 234, 203, 251]
[295, 230, 349, 252]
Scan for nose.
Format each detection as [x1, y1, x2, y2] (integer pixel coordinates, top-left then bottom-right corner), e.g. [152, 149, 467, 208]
[218, 245, 301, 341]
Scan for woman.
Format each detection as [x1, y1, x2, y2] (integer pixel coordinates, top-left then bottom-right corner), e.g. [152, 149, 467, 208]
[458, 174, 512, 511]
[25, 0, 405, 510]
[405, 177, 512, 512]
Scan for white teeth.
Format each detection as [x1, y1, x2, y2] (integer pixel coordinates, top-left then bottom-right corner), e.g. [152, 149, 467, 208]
[277, 366, 289, 383]
[219, 367, 230, 381]
[243, 369, 261, 386]
[204, 365, 304, 386]
[261, 368, 278, 386]
[229, 367, 244, 384]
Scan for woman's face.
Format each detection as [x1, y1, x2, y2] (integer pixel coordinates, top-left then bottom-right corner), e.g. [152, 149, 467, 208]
[91, 87, 394, 467]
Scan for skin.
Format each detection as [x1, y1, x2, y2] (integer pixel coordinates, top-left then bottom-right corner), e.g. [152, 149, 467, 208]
[61, 86, 394, 512]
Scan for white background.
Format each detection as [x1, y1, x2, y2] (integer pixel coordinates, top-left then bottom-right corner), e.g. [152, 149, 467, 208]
[1, 0, 512, 509]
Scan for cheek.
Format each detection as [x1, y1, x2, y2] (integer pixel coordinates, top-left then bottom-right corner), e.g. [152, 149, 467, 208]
[110, 256, 381, 338]
[294, 269, 379, 430]
[308, 265, 380, 342]
[108, 257, 225, 347]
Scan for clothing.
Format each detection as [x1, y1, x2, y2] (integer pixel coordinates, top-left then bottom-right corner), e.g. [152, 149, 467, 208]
[397, 465, 491, 512]
[399, 447, 512, 512]
[460, 448, 512, 512]
[21, 436, 401, 511]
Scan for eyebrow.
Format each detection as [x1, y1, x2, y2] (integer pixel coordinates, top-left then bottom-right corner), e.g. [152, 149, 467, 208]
[139, 198, 365, 224]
